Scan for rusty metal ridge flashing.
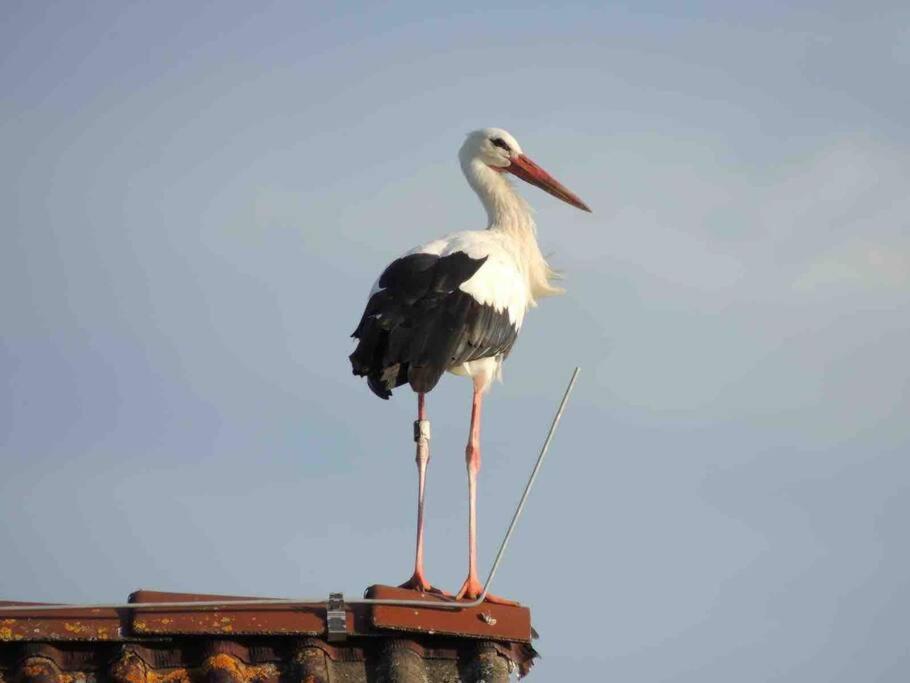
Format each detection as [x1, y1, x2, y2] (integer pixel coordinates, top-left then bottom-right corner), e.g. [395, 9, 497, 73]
[0, 367, 579, 615]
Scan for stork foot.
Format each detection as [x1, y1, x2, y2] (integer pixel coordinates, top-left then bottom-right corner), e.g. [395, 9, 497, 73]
[454, 575, 519, 605]
[398, 571, 449, 596]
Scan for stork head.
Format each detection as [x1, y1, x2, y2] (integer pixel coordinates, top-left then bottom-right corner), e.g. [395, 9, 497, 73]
[459, 128, 591, 212]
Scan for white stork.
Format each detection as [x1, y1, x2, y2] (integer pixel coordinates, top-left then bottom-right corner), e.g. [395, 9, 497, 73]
[350, 128, 590, 602]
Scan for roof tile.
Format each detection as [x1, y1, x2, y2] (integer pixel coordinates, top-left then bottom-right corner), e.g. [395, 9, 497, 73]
[0, 588, 538, 680]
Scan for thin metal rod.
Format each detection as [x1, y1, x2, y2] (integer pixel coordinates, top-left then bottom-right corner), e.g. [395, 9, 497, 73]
[0, 367, 580, 614]
[0, 596, 462, 611]
[459, 365, 580, 606]
[0, 598, 340, 612]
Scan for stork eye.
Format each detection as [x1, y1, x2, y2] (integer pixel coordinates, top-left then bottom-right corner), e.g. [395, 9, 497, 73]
[491, 137, 511, 152]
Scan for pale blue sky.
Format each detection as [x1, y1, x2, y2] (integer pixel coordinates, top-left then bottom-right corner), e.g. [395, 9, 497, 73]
[2, 1, 908, 680]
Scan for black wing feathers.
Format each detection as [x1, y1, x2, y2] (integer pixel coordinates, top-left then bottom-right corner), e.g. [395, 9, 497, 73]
[350, 251, 518, 399]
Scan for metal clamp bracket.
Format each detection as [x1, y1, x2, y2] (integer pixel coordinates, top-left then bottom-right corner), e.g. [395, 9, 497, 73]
[326, 592, 347, 642]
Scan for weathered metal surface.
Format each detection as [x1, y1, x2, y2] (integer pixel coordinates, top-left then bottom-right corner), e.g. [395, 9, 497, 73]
[367, 585, 532, 643]
[128, 591, 326, 636]
[0, 601, 123, 641]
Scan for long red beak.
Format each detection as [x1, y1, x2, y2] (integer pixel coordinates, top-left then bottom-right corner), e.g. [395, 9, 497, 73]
[506, 154, 591, 212]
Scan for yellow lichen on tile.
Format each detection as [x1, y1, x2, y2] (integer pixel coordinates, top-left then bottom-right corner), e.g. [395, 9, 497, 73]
[199, 655, 277, 683]
[149, 669, 191, 683]
[23, 661, 57, 678]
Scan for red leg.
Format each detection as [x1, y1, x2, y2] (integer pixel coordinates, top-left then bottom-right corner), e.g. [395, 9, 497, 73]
[455, 380, 517, 605]
[399, 393, 446, 594]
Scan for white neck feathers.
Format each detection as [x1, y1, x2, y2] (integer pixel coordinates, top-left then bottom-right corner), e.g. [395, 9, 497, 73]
[461, 158, 563, 301]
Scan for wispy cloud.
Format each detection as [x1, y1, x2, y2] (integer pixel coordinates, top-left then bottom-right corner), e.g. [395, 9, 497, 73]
[794, 242, 910, 290]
